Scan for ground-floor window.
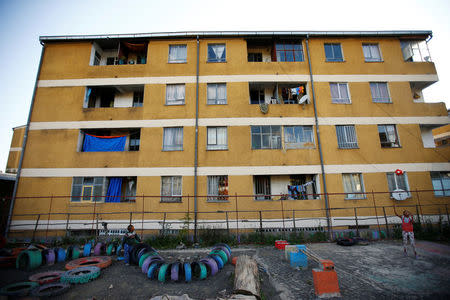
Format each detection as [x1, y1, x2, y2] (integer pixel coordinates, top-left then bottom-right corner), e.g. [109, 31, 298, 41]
[254, 175, 271, 200]
[71, 176, 136, 202]
[161, 176, 182, 202]
[386, 172, 410, 198]
[342, 173, 365, 199]
[207, 175, 229, 202]
[430, 172, 450, 196]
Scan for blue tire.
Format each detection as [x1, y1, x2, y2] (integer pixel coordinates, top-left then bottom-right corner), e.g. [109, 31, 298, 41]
[83, 243, 91, 257]
[183, 262, 192, 282]
[209, 254, 224, 269]
[147, 262, 163, 280]
[56, 248, 66, 262]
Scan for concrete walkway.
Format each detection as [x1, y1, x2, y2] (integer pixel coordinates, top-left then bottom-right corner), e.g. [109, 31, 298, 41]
[254, 240, 450, 299]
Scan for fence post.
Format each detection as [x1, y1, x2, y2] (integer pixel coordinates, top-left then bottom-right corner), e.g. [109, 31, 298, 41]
[415, 189, 424, 224]
[32, 214, 41, 242]
[65, 213, 70, 237]
[235, 193, 239, 243]
[129, 212, 133, 225]
[371, 190, 382, 238]
[95, 214, 99, 241]
[354, 207, 359, 237]
[45, 194, 53, 241]
[141, 194, 145, 237]
[438, 208, 442, 233]
[225, 211, 230, 238]
[415, 205, 421, 227]
[292, 210, 296, 232]
[259, 211, 263, 242]
[162, 212, 167, 236]
[280, 196, 285, 238]
[382, 207, 390, 238]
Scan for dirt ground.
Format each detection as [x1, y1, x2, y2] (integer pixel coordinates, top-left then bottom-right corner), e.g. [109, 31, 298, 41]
[0, 240, 449, 299]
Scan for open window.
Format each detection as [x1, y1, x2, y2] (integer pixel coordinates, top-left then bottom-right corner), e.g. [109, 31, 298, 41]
[79, 128, 140, 152]
[90, 41, 148, 66]
[85, 85, 144, 108]
[249, 82, 308, 105]
[246, 39, 304, 62]
[71, 176, 136, 202]
[254, 174, 319, 200]
[207, 175, 229, 202]
[400, 40, 431, 62]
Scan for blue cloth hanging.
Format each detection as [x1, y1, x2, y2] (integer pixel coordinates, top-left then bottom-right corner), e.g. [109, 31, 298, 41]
[83, 134, 126, 152]
[106, 178, 122, 203]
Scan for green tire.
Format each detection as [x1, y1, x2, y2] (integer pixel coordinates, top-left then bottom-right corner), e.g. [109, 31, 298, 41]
[139, 252, 152, 268]
[106, 244, 114, 256]
[72, 247, 80, 259]
[210, 249, 228, 264]
[16, 250, 42, 271]
[198, 262, 207, 280]
[60, 266, 101, 284]
[158, 263, 170, 283]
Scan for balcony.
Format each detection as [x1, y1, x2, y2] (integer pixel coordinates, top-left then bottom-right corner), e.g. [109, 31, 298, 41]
[249, 82, 308, 105]
[84, 85, 144, 108]
[90, 40, 148, 66]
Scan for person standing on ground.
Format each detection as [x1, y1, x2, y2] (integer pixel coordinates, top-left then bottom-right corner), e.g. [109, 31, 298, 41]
[122, 224, 141, 265]
[394, 206, 417, 258]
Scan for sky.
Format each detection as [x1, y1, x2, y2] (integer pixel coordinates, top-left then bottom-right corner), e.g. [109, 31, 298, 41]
[0, 0, 449, 172]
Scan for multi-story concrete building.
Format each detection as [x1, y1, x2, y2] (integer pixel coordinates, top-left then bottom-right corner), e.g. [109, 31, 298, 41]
[7, 31, 450, 238]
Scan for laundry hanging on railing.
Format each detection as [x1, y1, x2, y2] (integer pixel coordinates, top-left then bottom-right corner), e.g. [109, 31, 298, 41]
[106, 178, 122, 203]
[288, 181, 314, 200]
[82, 134, 126, 152]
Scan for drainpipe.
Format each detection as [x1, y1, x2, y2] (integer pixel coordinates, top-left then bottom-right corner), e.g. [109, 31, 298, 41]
[193, 36, 200, 243]
[5, 42, 46, 238]
[305, 35, 332, 240]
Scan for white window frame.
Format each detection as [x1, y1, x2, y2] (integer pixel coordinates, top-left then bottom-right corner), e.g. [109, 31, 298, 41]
[342, 173, 366, 199]
[207, 83, 227, 105]
[207, 44, 226, 62]
[207, 175, 229, 202]
[430, 172, 450, 197]
[330, 83, 351, 104]
[161, 176, 182, 202]
[168, 44, 187, 63]
[336, 125, 358, 149]
[400, 40, 432, 62]
[378, 124, 400, 148]
[324, 43, 344, 62]
[162, 127, 183, 151]
[370, 82, 391, 103]
[387, 172, 411, 198]
[207, 127, 228, 150]
[251, 126, 282, 150]
[283, 125, 315, 149]
[363, 43, 382, 62]
[166, 84, 185, 105]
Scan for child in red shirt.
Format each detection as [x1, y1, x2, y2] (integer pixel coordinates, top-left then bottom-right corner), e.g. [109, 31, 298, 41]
[394, 206, 417, 258]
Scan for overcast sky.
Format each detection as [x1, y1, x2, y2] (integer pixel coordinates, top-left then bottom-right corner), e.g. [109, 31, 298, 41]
[0, 0, 449, 172]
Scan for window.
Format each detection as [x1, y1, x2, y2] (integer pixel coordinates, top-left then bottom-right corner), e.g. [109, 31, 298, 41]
[400, 40, 431, 62]
[71, 177, 104, 202]
[168, 45, 187, 63]
[330, 83, 350, 104]
[342, 174, 365, 199]
[161, 176, 182, 202]
[284, 126, 314, 149]
[207, 127, 227, 150]
[207, 44, 226, 62]
[94, 51, 101, 66]
[363, 43, 382, 62]
[129, 131, 140, 151]
[207, 83, 227, 104]
[275, 43, 304, 62]
[370, 82, 390, 103]
[248, 53, 262, 62]
[106, 57, 117, 65]
[207, 176, 229, 202]
[387, 172, 410, 198]
[251, 126, 281, 149]
[324, 43, 343, 62]
[133, 91, 144, 107]
[254, 176, 271, 200]
[336, 125, 358, 149]
[378, 125, 400, 148]
[166, 84, 185, 105]
[121, 177, 137, 202]
[163, 127, 183, 151]
[430, 172, 450, 196]
[249, 87, 265, 104]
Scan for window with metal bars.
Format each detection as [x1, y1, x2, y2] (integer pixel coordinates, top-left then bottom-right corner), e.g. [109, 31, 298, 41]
[254, 175, 271, 200]
[336, 125, 358, 149]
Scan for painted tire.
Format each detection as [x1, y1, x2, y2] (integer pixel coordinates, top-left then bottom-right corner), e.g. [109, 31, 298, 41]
[0, 281, 39, 297]
[93, 243, 106, 256]
[72, 246, 81, 259]
[209, 254, 224, 270]
[45, 249, 56, 265]
[30, 282, 70, 298]
[147, 261, 163, 280]
[56, 248, 66, 262]
[158, 263, 171, 282]
[212, 246, 231, 260]
[139, 252, 152, 268]
[65, 256, 112, 270]
[141, 256, 154, 274]
[16, 249, 42, 271]
[214, 243, 231, 254]
[83, 243, 92, 257]
[116, 244, 122, 255]
[171, 262, 180, 282]
[191, 262, 207, 280]
[137, 248, 147, 260]
[184, 262, 192, 282]
[29, 271, 65, 285]
[200, 257, 218, 276]
[106, 244, 114, 256]
[210, 249, 228, 264]
[66, 246, 74, 260]
[34, 244, 48, 251]
[61, 266, 101, 284]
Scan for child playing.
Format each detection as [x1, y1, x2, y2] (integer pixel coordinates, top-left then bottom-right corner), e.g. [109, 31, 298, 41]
[122, 224, 141, 265]
[394, 206, 417, 258]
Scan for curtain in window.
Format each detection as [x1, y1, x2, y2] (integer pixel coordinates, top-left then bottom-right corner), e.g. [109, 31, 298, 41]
[336, 126, 357, 148]
[387, 173, 410, 196]
[169, 45, 186, 62]
[106, 177, 122, 202]
[208, 176, 219, 197]
[209, 44, 225, 61]
[82, 134, 126, 152]
[164, 127, 183, 150]
[166, 84, 185, 104]
[343, 174, 363, 199]
[386, 125, 397, 144]
[207, 84, 227, 104]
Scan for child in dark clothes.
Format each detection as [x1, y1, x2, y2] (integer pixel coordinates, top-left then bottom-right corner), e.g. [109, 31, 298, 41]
[122, 224, 141, 265]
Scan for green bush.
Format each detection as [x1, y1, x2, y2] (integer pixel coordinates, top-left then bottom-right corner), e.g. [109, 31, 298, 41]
[288, 231, 305, 244]
[307, 231, 327, 243]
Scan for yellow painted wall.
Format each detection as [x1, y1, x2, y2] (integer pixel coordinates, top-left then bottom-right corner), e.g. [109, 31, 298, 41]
[6, 126, 25, 172]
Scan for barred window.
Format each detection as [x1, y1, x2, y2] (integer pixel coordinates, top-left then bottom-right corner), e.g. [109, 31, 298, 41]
[336, 125, 358, 149]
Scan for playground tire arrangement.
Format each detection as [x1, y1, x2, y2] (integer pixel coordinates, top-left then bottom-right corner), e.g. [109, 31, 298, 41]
[133, 243, 232, 283]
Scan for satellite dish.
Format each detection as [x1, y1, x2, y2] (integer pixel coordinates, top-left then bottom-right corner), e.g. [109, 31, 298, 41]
[392, 189, 408, 201]
[298, 95, 309, 104]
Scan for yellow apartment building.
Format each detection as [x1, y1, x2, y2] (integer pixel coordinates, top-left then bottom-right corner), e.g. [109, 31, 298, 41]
[6, 31, 450, 238]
